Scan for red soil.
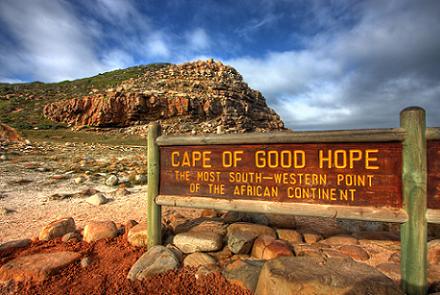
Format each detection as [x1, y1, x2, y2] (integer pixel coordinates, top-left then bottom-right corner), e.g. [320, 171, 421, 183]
[0, 235, 250, 295]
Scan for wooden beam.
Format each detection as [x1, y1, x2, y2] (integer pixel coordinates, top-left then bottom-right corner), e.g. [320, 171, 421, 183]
[426, 209, 440, 224]
[400, 107, 428, 295]
[427, 127, 440, 140]
[155, 195, 408, 223]
[147, 122, 162, 247]
[157, 128, 405, 146]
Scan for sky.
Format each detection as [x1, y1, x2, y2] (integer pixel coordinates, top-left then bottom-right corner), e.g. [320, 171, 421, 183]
[0, 0, 439, 130]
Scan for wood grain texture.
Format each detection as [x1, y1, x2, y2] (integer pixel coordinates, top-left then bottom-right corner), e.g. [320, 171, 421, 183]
[400, 107, 427, 295]
[159, 143, 402, 208]
[428, 140, 440, 210]
[157, 128, 405, 146]
[147, 122, 161, 247]
[156, 195, 408, 223]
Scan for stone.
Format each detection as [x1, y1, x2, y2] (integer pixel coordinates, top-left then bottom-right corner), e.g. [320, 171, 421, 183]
[376, 263, 401, 284]
[0, 252, 81, 283]
[262, 240, 293, 260]
[302, 231, 323, 244]
[80, 257, 91, 268]
[251, 235, 276, 259]
[39, 217, 76, 241]
[61, 232, 81, 242]
[338, 245, 370, 261]
[86, 193, 109, 205]
[183, 252, 217, 268]
[429, 239, 440, 265]
[166, 245, 184, 263]
[174, 219, 227, 236]
[173, 231, 223, 253]
[74, 176, 85, 184]
[255, 257, 403, 295]
[134, 174, 147, 185]
[228, 230, 257, 254]
[223, 259, 265, 293]
[0, 239, 31, 251]
[83, 221, 118, 242]
[321, 234, 359, 246]
[292, 243, 325, 258]
[105, 175, 119, 186]
[227, 223, 276, 239]
[125, 219, 138, 232]
[276, 229, 303, 245]
[0, 154, 8, 161]
[127, 223, 149, 247]
[127, 245, 179, 280]
[209, 246, 234, 267]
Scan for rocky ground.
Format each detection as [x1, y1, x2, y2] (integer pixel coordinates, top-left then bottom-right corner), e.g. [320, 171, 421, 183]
[2, 138, 440, 294]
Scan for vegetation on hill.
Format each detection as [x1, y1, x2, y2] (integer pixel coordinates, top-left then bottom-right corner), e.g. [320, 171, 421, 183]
[0, 63, 170, 130]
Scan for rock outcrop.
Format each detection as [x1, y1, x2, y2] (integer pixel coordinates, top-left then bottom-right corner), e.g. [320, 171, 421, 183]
[0, 123, 23, 143]
[43, 59, 284, 134]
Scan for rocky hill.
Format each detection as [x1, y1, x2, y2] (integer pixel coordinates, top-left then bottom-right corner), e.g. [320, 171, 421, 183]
[43, 59, 284, 135]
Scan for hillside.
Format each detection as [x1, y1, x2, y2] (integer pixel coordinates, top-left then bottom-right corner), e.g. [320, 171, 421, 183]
[0, 64, 169, 129]
[1, 60, 284, 135]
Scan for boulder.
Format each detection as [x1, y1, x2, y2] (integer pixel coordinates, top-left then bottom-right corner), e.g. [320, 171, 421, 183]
[86, 193, 109, 206]
[251, 235, 276, 259]
[183, 252, 217, 268]
[39, 217, 76, 241]
[127, 223, 149, 247]
[173, 231, 223, 253]
[338, 245, 370, 261]
[255, 257, 403, 295]
[0, 252, 81, 283]
[276, 229, 303, 245]
[105, 175, 119, 186]
[228, 230, 257, 254]
[223, 259, 264, 293]
[127, 246, 179, 280]
[321, 234, 359, 246]
[83, 221, 118, 242]
[0, 239, 31, 251]
[227, 223, 276, 239]
[302, 231, 322, 244]
[61, 232, 82, 242]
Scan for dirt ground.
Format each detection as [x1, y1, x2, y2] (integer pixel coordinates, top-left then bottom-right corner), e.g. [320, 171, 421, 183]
[0, 140, 202, 243]
[0, 235, 250, 295]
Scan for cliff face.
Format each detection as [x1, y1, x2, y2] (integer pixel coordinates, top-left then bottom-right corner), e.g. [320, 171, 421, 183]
[43, 59, 284, 134]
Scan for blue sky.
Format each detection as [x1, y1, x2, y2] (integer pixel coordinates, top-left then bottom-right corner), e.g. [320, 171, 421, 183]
[1, 0, 439, 130]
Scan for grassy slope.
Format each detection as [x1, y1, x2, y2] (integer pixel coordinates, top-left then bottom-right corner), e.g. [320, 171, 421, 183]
[0, 63, 169, 130]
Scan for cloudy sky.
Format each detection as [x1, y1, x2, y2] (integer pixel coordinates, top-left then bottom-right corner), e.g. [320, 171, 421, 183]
[1, 0, 439, 130]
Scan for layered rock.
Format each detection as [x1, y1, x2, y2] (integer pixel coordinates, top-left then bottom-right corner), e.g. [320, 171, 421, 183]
[43, 59, 284, 134]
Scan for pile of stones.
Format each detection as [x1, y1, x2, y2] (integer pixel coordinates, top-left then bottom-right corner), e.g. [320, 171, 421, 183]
[3, 211, 435, 294]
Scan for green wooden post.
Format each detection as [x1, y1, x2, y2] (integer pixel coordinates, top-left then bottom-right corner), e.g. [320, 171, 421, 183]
[147, 122, 162, 247]
[400, 107, 427, 295]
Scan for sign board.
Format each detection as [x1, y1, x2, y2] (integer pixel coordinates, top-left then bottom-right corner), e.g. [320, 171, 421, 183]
[148, 107, 440, 295]
[428, 140, 440, 209]
[160, 143, 402, 208]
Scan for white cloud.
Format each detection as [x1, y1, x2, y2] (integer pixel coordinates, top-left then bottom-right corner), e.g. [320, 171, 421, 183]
[146, 33, 170, 58]
[227, 0, 440, 130]
[0, 0, 104, 82]
[185, 28, 211, 51]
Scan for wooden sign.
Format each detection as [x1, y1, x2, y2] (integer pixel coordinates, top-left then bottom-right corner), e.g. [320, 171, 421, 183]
[160, 143, 402, 208]
[428, 140, 440, 209]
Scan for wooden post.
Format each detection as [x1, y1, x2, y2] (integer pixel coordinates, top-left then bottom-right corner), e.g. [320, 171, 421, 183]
[147, 122, 161, 247]
[400, 107, 427, 295]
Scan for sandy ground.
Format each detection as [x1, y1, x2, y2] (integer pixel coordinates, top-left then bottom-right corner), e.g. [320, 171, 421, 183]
[0, 141, 201, 243]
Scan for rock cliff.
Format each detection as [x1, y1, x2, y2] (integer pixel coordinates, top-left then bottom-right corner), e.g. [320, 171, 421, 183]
[43, 60, 284, 134]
